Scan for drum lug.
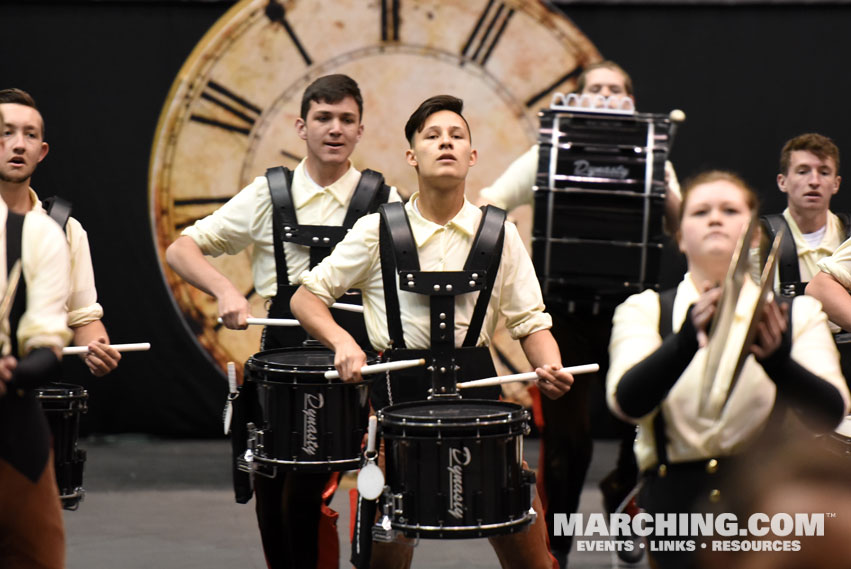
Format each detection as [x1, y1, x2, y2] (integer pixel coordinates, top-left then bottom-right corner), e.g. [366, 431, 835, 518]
[373, 486, 401, 542]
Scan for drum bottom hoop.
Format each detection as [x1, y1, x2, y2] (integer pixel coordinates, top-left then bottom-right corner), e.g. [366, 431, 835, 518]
[392, 509, 535, 539]
[250, 453, 360, 472]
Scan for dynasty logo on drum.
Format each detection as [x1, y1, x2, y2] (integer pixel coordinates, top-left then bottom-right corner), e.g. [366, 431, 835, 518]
[447, 447, 472, 519]
[573, 159, 630, 180]
[301, 393, 324, 456]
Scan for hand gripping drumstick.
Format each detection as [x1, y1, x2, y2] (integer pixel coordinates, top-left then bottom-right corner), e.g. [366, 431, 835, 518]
[457, 363, 599, 389]
[62, 342, 151, 355]
[324, 358, 426, 380]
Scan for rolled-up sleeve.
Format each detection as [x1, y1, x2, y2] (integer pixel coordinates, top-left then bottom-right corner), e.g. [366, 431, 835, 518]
[498, 222, 552, 339]
[18, 213, 72, 354]
[64, 217, 104, 327]
[182, 177, 267, 257]
[816, 236, 851, 290]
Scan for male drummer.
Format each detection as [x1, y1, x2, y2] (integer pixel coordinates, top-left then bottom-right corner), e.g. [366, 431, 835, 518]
[0, 102, 72, 568]
[167, 74, 400, 569]
[0, 88, 120, 376]
[292, 94, 573, 569]
[758, 133, 844, 299]
[478, 60, 677, 566]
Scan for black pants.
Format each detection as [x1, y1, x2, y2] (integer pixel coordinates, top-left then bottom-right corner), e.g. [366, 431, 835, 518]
[540, 309, 638, 555]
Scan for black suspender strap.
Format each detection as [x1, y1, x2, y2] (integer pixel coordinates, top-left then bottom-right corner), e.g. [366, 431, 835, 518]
[6, 212, 27, 359]
[41, 196, 72, 233]
[761, 214, 801, 295]
[266, 166, 295, 290]
[268, 167, 393, 273]
[341, 169, 389, 229]
[378, 203, 414, 349]
[462, 206, 506, 347]
[652, 288, 677, 468]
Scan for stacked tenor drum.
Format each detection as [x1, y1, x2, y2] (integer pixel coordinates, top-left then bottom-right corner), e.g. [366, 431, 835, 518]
[533, 104, 676, 300]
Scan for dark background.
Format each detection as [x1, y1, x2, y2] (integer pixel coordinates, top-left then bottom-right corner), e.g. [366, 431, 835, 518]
[2, 0, 849, 436]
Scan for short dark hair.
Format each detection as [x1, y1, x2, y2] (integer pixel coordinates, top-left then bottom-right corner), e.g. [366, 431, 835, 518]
[779, 133, 840, 175]
[404, 95, 470, 146]
[300, 74, 363, 121]
[575, 60, 634, 97]
[0, 88, 44, 138]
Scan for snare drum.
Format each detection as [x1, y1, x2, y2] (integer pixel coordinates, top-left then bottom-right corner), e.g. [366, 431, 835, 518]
[532, 108, 674, 299]
[825, 415, 851, 459]
[243, 346, 376, 473]
[37, 382, 88, 510]
[378, 399, 536, 539]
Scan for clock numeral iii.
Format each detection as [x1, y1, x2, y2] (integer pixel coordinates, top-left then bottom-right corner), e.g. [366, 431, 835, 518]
[461, 0, 514, 67]
[381, 0, 400, 42]
[190, 81, 263, 136]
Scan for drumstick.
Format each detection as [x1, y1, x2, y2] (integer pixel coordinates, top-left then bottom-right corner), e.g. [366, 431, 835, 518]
[331, 302, 364, 313]
[217, 317, 301, 327]
[457, 363, 599, 389]
[324, 358, 426, 380]
[62, 342, 151, 355]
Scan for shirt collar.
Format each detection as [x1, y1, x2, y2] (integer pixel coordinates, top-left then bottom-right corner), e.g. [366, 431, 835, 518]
[403, 192, 479, 247]
[28, 187, 41, 211]
[782, 207, 842, 253]
[292, 159, 360, 209]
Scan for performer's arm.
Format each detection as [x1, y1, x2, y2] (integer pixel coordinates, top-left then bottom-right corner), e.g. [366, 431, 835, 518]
[166, 235, 250, 329]
[519, 329, 573, 399]
[806, 271, 851, 331]
[72, 320, 120, 377]
[290, 285, 365, 382]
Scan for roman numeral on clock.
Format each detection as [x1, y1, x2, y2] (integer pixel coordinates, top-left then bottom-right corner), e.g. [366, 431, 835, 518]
[461, 0, 515, 67]
[189, 81, 263, 136]
[381, 0, 400, 42]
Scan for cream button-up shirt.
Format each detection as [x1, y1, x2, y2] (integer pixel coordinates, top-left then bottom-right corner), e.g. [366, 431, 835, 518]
[29, 188, 103, 327]
[778, 208, 845, 283]
[182, 160, 401, 298]
[0, 201, 72, 355]
[817, 234, 851, 290]
[607, 274, 849, 472]
[301, 194, 552, 351]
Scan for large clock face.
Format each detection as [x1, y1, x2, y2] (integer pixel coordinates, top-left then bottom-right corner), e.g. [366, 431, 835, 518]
[149, 0, 601, 371]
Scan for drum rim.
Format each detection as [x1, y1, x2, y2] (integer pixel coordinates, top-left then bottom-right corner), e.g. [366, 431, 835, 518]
[36, 384, 87, 399]
[378, 398, 528, 428]
[246, 346, 378, 372]
[390, 511, 535, 536]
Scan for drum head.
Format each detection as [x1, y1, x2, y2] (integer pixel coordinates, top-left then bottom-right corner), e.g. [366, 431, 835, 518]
[246, 346, 378, 384]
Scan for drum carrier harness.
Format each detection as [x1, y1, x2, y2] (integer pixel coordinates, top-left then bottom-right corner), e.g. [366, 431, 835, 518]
[373, 202, 505, 408]
[264, 166, 390, 349]
[761, 212, 851, 298]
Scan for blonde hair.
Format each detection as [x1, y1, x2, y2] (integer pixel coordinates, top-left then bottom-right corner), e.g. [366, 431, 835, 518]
[678, 170, 759, 224]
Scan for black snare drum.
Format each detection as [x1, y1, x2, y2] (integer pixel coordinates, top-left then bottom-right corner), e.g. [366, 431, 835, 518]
[533, 108, 674, 299]
[37, 382, 87, 510]
[378, 399, 536, 539]
[243, 346, 376, 473]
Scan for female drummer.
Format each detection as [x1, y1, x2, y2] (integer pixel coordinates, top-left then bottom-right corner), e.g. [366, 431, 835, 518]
[606, 171, 850, 569]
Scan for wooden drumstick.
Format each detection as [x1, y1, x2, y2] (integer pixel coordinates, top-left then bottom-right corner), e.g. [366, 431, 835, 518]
[63, 342, 151, 355]
[457, 363, 599, 389]
[324, 358, 426, 380]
